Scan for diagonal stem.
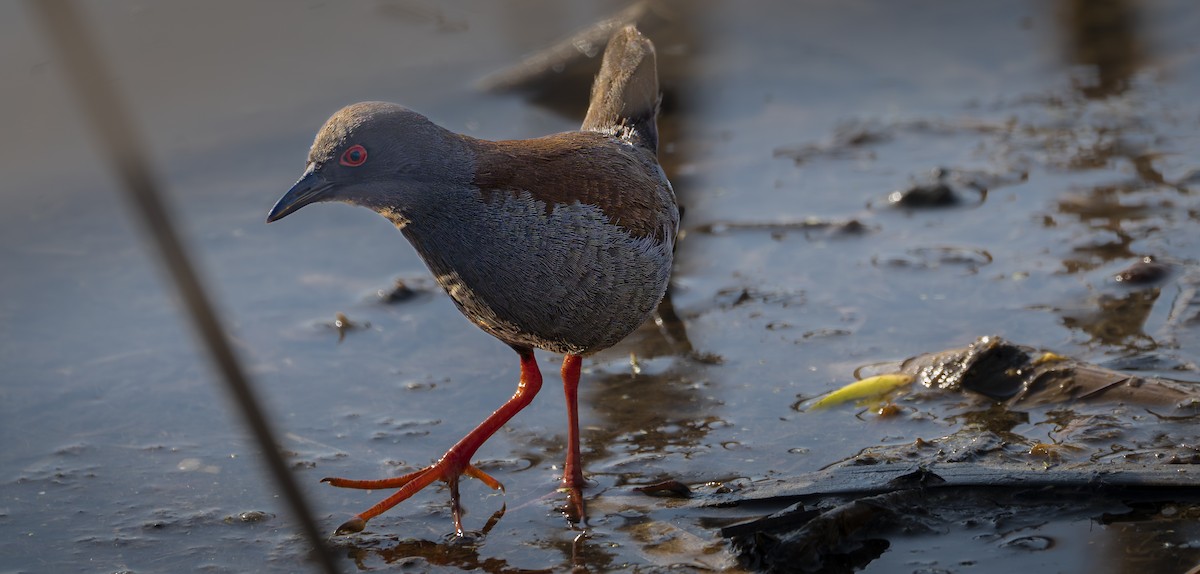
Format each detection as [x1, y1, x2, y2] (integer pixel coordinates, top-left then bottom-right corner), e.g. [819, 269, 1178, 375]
[26, 2, 339, 572]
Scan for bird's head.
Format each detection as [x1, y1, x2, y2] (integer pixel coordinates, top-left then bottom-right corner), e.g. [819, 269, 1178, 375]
[267, 101, 471, 225]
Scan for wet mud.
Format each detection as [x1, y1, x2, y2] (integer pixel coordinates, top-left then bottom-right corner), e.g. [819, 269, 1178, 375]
[2, 1, 1199, 572]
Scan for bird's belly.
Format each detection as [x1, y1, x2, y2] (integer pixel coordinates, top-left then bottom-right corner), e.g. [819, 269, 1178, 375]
[408, 194, 673, 355]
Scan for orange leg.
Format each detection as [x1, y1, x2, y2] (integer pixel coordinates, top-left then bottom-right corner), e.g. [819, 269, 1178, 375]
[560, 354, 588, 524]
[323, 347, 543, 535]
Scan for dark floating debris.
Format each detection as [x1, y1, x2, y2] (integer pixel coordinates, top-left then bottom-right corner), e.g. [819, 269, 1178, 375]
[694, 218, 873, 240]
[227, 510, 273, 524]
[332, 312, 368, 343]
[773, 120, 893, 165]
[633, 479, 693, 498]
[378, 278, 418, 303]
[714, 286, 805, 309]
[888, 181, 956, 207]
[902, 335, 1200, 407]
[1114, 256, 1171, 285]
[884, 167, 993, 209]
[871, 246, 993, 273]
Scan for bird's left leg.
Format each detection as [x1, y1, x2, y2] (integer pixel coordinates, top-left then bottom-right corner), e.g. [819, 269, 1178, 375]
[323, 348, 542, 535]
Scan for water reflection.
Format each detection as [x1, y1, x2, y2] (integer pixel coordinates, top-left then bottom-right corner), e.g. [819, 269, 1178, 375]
[6, 0, 1200, 572]
[1101, 514, 1200, 574]
[1059, 288, 1159, 351]
[1035, 0, 1199, 362]
[1062, 0, 1145, 98]
[1046, 121, 1183, 353]
[335, 511, 635, 572]
[588, 366, 724, 472]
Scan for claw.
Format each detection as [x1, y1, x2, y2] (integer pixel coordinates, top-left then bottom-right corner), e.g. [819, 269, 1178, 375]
[334, 517, 367, 535]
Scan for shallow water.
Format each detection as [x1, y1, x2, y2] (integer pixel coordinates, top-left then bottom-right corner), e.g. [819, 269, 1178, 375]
[3, 1, 1199, 572]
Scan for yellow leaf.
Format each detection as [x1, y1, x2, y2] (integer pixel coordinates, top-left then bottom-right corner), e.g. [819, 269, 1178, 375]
[809, 374, 914, 410]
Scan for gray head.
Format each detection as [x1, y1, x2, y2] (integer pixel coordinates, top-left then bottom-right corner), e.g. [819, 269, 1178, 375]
[266, 102, 471, 224]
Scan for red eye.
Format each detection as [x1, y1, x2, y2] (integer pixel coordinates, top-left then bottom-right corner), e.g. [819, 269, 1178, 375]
[340, 144, 367, 167]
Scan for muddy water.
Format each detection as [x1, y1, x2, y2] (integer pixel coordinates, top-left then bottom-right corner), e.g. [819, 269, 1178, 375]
[2, 1, 1199, 572]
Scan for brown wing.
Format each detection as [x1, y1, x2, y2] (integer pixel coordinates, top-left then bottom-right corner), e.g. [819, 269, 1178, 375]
[470, 132, 675, 242]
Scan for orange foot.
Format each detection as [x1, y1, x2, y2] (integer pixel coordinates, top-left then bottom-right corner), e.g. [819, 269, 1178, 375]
[324, 348, 543, 536]
[322, 461, 503, 535]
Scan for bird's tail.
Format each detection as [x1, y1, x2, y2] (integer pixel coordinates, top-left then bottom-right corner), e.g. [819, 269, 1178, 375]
[581, 25, 660, 154]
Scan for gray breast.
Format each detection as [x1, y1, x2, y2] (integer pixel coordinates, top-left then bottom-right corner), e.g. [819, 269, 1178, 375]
[401, 190, 673, 355]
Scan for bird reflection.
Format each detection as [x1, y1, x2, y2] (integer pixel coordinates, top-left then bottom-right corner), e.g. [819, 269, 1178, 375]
[1062, 0, 1145, 98]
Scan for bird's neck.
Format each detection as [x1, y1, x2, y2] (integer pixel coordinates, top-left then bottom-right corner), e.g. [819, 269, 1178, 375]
[364, 131, 480, 227]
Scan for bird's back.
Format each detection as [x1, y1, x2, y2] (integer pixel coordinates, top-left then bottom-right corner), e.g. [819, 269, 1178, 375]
[405, 130, 676, 355]
[385, 25, 676, 354]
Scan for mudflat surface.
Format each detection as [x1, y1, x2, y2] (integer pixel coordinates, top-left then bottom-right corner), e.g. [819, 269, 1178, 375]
[3, 1, 1199, 572]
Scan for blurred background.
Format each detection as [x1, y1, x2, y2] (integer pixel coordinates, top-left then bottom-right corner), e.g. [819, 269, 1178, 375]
[2, 1, 1199, 572]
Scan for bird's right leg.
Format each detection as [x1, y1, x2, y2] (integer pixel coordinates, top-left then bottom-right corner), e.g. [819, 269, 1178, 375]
[322, 347, 543, 535]
[558, 354, 588, 525]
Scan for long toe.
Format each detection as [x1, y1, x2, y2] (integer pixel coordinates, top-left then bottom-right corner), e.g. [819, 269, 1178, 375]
[332, 465, 443, 532]
[465, 464, 505, 491]
[321, 467, 428, 490]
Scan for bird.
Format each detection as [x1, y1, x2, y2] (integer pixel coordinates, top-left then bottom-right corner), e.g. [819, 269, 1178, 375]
[266, 25, 677, 536]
